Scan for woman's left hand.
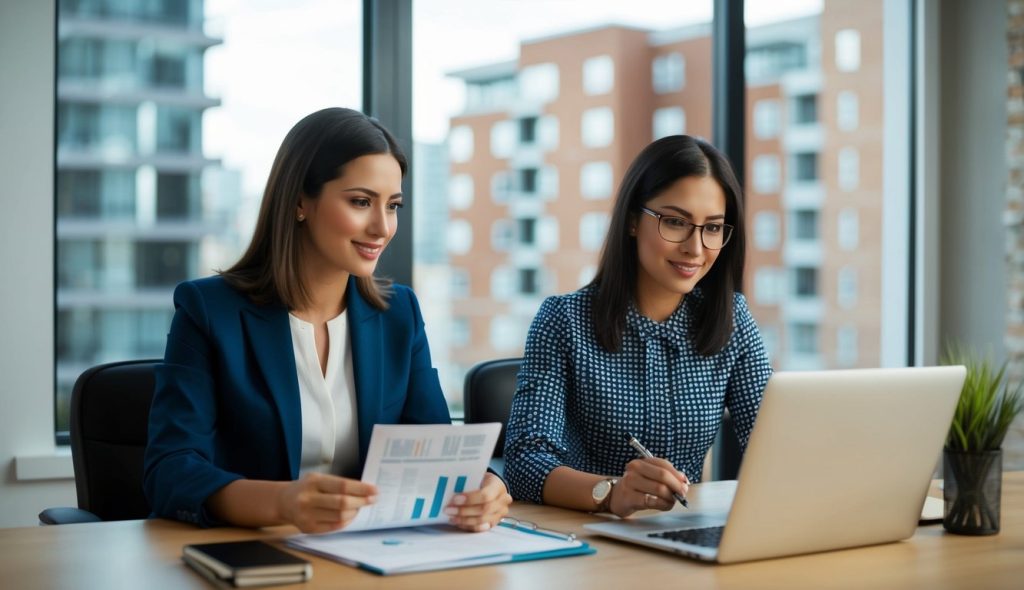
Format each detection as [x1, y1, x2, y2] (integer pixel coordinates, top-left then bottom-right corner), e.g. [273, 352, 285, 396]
[444, 472, 512, 532]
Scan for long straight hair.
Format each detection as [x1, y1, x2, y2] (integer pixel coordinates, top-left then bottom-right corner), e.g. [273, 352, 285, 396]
[589, 135, 747, 356]
[221, 108, 407, 310]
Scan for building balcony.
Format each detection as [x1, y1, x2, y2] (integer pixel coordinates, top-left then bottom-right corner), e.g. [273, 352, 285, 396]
[780, 68, 821, 96]
[783, 181, 824, 209]
[58, 149, 219, 172]
[59, 80, 220, 110]
[57, 218, 217, 240]
[59, 16, 221, 48]
[56, 287, 174, 310]
[781, 296, 823, 322]
[783, 122, 823, 153]
[783, 239, 823, 266]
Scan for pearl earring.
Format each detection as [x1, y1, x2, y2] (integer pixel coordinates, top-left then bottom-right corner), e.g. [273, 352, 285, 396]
[297, 214, 305, 222]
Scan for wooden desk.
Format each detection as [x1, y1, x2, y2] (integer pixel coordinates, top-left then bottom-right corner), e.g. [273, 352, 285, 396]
[3, 473, 1021, 590]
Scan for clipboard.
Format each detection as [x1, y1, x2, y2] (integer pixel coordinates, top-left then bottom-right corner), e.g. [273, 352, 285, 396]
[285, 518, 593, 575]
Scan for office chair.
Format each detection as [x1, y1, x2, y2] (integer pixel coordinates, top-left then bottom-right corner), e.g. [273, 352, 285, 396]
[461, 356, 744, 480]
[38, 359, 159, 525]
[463, 358, 523, 474]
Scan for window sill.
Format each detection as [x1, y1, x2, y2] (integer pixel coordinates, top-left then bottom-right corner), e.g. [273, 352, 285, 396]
[14, 448, 73, 481]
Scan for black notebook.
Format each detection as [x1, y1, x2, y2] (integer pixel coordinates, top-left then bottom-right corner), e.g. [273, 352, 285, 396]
[182, 540, 312, 587]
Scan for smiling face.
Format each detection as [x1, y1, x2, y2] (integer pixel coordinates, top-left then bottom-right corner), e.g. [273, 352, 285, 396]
[633, 174, 727, 321]
[296, 153, 403, 281]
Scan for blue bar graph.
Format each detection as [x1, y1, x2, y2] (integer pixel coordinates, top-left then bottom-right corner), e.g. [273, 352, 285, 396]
[454, 476, 467, 494]
[411, 498, 425, 519]
[429, 476, 449, 518]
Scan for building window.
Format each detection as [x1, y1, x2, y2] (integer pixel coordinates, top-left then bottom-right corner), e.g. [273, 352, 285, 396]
[580, 161, 613, 199]
[518, 168, 538, 194]
[792, 94, 817, 125]
[792, 210, 818, 240]
[793, 152, 819, 182]
[452, 317, 470, 348]
[753, 99, 781, 139]
[836, 326, 858, 366]
[793, 267, 818, 297]
[652, 52, 684, 93]
[519, 62, 559, 103]
[491, 219, 514, 252]
[838, 266, 857, 309]
[837, 91, 859, 131]
[652, 106, 686, 140]
[517, 218, 537, 246]
[581, 107, 614, 148]
[583, 54, 614, 95]
[538, 115, 559, 149]
[448, 174, 473, 210]
[490, 266, 516, 300]
[519, 116, 538, 144]
[451, 269, 470, 298]
[835, 29, 861, 72]
[447, 219, 473, 255]
[136, 242, 190, 288]
[490, 120, 516, 158]
[839, 147, 859, 191]
[838, 208, 859, 250]
[518, 268, 539, 295]
[754, 267, 783, 305]
[490, 314, 526, 351]
[578, 265, 597, 287]
[539, 166, 559, 199]
[449, 125, 474, 163]
[580, 212, 609, 252]
[791, 323, 819, 355]
[537, 217, 560, 252]
[753, 154, 781, 193]
[753, 211, 780, 250]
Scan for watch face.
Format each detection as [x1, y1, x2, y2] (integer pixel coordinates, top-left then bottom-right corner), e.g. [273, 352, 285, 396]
[592, 479, 612, 502]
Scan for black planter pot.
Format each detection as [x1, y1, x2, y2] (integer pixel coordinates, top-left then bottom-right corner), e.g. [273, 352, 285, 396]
[943, 449, 1002, 535]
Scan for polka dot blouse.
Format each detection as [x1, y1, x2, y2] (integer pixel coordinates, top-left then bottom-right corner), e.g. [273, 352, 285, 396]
[503, 286, 773, 504]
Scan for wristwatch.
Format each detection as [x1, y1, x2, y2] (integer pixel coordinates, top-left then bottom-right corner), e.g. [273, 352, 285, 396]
[591, 478, 618, 512]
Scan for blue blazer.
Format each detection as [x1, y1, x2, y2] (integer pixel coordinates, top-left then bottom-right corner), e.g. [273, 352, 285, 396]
[143, 276, 451, 527]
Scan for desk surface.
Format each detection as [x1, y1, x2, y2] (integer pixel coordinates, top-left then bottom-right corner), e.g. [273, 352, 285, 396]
[3, 473, 1021, 590]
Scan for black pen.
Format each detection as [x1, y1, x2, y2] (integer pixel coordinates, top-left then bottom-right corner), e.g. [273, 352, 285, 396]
[624, 432, 689, 508]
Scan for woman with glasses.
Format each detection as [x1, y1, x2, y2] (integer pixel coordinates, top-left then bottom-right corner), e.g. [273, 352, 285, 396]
[503, 135, 772, 517]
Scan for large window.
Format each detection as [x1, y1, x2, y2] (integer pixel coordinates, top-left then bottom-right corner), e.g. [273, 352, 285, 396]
[745, 0, 899, 371]
[414, 0, 714, 413]
[54, 0, 361, 435]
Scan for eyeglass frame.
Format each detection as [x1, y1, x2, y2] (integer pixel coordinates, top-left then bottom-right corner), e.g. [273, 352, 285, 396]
[638, 207, 734, 250]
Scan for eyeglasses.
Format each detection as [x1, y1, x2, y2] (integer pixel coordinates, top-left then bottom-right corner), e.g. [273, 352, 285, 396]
[639, 207, 734, 250]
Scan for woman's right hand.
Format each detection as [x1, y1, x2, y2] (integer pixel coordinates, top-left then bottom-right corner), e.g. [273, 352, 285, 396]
[277, 473, 378, 533]
[607, 457, 689, 518]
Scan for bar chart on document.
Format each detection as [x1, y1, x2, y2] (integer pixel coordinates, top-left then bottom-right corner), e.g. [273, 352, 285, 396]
[346, 423, 501, 532]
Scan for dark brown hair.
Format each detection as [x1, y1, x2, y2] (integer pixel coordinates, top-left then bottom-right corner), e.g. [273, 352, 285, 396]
[589, 135, 747, 356]
[221, 107, 407, 310]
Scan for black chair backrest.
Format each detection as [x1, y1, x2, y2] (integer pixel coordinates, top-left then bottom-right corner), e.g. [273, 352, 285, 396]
[463, 358, 522, 458]
[69, 359, 159, 521]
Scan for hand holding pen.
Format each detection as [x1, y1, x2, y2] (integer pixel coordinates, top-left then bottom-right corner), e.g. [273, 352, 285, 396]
[622, 432, 690, 510]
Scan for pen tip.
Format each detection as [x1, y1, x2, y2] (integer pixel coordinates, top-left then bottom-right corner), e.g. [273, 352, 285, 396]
[624, 432, 635, 441]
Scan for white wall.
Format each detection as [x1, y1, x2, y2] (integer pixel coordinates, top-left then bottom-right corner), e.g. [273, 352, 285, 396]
[0, 0, 77, 527]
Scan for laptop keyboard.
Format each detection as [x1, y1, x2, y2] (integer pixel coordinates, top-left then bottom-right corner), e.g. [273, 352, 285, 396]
[648, 526, 725, 548]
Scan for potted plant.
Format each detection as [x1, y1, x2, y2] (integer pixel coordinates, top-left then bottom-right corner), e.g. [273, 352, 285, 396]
[941, 346, 1024, 535]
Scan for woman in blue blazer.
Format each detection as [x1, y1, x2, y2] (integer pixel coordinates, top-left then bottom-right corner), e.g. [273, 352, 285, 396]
[143, 108, 511, 533]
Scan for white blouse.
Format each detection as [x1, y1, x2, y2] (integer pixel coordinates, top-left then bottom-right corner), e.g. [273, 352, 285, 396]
[289, 311, 360, 478]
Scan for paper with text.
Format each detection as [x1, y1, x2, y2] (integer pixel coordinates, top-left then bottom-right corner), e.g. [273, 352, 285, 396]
[344, 422, 501, 532]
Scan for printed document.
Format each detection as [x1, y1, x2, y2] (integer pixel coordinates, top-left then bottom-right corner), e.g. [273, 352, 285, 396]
[345, 422, 501, 532]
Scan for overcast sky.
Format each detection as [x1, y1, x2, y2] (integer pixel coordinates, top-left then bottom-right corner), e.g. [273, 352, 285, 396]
[203, 0, 821, 197]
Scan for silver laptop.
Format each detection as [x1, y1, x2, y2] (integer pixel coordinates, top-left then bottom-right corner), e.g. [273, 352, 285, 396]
[583, 366, 965, 564]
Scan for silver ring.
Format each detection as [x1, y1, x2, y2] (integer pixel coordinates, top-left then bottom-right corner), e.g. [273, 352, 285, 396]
[644, 493, 655, 508]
